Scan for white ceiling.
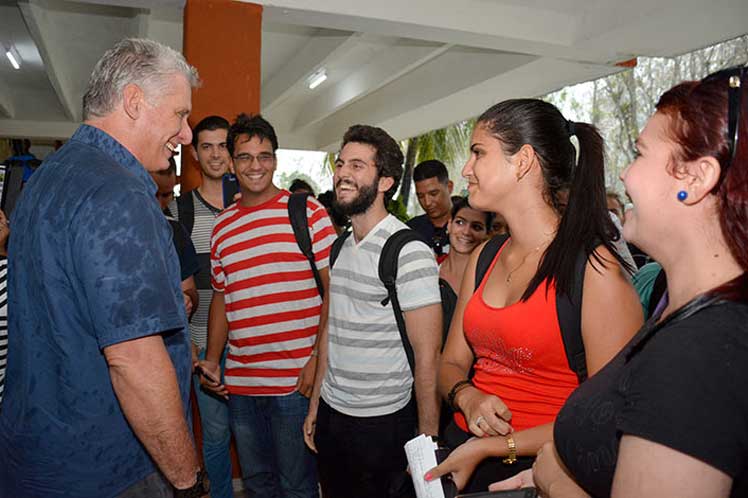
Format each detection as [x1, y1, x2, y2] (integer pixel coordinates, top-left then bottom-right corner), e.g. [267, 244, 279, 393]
[0, 0, 746, 151]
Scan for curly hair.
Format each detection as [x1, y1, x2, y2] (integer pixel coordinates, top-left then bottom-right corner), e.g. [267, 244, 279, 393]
[341, 124, 404, 202]
[227, 113, 278, 157]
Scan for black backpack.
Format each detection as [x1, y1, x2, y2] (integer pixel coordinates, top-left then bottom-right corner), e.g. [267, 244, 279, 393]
[474, 234, 589, 383]
[177, 191, 325, 298]
[329, 228, 422, 375]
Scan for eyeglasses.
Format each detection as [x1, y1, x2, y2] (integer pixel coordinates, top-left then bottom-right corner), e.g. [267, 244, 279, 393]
[233, 152, 275, 166]
[702, 65, 746, 170]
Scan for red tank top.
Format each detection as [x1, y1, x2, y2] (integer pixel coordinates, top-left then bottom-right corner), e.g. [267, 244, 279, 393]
[455, 242, 579, 432]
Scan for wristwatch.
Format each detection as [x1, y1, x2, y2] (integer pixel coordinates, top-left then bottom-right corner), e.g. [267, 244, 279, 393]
[174, 469, 210, 498]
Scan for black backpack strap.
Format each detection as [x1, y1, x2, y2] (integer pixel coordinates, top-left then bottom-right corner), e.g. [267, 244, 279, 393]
[378, 229, 423, 376]
[176, 190, 195, 236]
[648, 267, 668, 318]
[328, 230, 351, 269]
[556, 249, 589, 383]
[288, 192, 325, 298]
[474, 234, 510, 290]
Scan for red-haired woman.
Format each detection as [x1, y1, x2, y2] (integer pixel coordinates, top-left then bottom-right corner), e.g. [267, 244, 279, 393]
[487, 66, 748, 497]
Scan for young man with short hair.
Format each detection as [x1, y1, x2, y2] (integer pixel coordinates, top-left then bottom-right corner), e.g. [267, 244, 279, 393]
[200, 114, 336, 498]
[169, 115, 235, 498]
[304, 125, 442, 498]
[407, 159, 453, 263]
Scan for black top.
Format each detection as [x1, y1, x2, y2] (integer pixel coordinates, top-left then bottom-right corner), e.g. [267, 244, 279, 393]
[407, 214, 449, 258]
[555, 301, 748, 498]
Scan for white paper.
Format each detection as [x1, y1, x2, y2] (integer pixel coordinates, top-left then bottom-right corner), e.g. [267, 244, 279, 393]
[404, 434, 445, 498]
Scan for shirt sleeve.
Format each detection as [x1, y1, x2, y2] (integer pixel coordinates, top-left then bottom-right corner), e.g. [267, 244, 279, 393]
[308, 196, 337, 270]
[617, 305, 748, 478]
[210, 218, 226, 292]
[395, 239, 441, 311]
[72, 185, 186, 350]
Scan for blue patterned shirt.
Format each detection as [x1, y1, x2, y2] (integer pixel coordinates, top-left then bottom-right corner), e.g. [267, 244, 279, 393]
[0, 125, 191, 497]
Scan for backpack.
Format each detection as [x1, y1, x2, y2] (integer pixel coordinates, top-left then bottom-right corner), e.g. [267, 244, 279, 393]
[177, 191, 325, 298]
[474, 234, 589, 383]
[329, 228, 422, 375]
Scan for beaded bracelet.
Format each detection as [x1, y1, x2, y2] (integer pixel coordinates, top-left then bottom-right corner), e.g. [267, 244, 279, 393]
[447, 379, 473, 410]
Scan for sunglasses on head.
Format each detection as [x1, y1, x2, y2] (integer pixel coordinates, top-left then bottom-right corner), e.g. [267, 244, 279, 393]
[702, 65, 746, 170]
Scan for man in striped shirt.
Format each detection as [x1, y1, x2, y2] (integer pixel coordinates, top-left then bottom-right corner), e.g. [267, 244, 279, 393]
[199, 114, 335, 498]
[169, 115, 235, 498]
[303, 125, 442, 498]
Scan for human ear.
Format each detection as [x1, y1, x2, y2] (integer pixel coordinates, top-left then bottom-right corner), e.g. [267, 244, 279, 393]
[680, 155, 721, 204]
[378, 176, 395, 194]
[515, 144, 535, 182]
[122, 83, 144, 120]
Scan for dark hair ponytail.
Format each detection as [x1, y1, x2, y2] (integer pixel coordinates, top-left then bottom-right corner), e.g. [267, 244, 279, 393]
[477, 98, 631, 301]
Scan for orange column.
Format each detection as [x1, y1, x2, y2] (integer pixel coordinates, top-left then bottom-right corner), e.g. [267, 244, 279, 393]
[182, 0, 262, 193]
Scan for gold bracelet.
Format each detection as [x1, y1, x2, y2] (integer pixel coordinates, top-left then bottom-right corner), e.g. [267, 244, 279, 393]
[502, 434, 517, 465]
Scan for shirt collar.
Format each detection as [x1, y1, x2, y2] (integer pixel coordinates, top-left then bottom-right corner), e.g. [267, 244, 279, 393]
[71, 124, 157, 195]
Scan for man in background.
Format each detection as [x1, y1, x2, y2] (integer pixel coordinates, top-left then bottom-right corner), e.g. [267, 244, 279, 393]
[407, 160, 453, 263]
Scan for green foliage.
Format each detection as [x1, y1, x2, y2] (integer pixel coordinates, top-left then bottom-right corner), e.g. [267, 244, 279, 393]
[387, 196, 410, 222]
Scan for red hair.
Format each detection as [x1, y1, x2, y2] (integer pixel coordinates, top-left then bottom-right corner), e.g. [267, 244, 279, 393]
[656, 69, 748, 298]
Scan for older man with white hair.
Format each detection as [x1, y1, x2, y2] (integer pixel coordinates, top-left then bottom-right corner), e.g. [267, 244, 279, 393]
[0, 39, 209, 498]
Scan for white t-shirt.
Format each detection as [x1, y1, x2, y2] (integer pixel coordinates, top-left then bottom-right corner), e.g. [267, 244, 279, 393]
[321, 215, 441, 417]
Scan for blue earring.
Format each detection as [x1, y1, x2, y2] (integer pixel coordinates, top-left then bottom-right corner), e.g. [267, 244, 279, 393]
[677, 190, 688, 202]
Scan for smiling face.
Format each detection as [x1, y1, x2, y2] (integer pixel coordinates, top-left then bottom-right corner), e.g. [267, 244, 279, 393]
[194, 128, 230, 180]
[333, 142, 382, 216]
[232, 134, 277, 199]
[462, 123, 516, 213]
[134, 73, 193, 172]
[448, 206, 489, 254]
[620, 112, 682, 249]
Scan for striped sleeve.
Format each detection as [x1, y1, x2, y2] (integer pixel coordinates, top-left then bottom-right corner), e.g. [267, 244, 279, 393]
[396, 239, 440, 311]
[0, 258, 6, 403]
[307, 197, 336, 269]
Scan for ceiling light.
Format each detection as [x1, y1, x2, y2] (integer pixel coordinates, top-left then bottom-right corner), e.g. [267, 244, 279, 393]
[5, 46, 21, 70]
[308, 69, 327, 90]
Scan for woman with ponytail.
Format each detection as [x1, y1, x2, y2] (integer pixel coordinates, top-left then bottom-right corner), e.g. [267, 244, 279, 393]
[425, 99, 643, 493]
[486, 67, 748, 498]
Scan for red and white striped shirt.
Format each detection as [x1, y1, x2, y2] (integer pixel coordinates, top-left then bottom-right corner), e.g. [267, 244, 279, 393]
[211, 191, 336, 396]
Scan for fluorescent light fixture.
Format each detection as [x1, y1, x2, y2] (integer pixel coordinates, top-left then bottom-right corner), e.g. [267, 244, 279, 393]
[308, 69, 327, 90]
[5, 46, 21, 70]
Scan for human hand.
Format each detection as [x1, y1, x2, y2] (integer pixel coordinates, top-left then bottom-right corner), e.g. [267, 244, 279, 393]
[530, 441, 588, 498]
[191, 343, 199, 372]
[303, 404, 318, 453]
[183, 292, 194, 317]
[488, 468, 535, 493]
[0, 209, 9, 255]
[197, 359, 228, 399]
[424, 436, 492, 491]
[456, 387, 513, 437]
[295, 355, 317, 398]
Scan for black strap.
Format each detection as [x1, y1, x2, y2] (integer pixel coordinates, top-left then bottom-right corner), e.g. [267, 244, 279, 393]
[556, 250, 588, 383]
[648, 267, 668, 318]
[176, 191, 195, 236]
[328, 230, 351, 269]
[288, 193, 325, 298]
[473, 234, 588, 383]
[379, 229, 423, 376]
[474, 234, 510, 290]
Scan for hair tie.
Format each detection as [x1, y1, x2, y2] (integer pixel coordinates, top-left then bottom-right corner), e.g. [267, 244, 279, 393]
[566, 120, 576, 137]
